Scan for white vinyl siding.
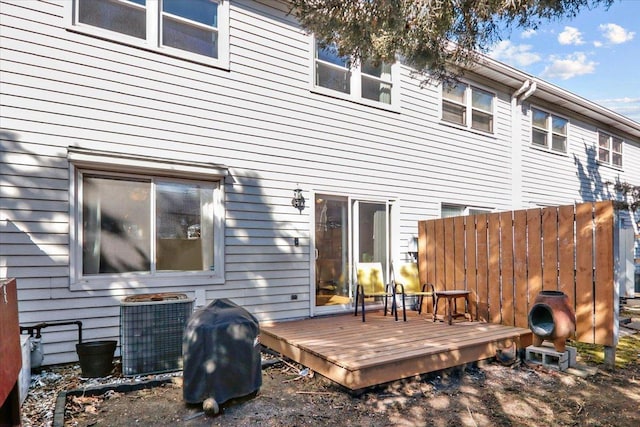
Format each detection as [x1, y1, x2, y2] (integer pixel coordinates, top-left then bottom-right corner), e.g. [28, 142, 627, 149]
[520, 109, 638, 208]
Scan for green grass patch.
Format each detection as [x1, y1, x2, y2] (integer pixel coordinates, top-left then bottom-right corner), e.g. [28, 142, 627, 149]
[571, 334, 640, 368]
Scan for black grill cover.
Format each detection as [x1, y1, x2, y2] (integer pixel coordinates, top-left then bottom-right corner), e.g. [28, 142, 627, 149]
[182, 299, 262, 405]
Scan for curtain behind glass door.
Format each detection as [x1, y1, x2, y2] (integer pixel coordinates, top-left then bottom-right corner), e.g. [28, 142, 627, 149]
[356, 202, 388, 275]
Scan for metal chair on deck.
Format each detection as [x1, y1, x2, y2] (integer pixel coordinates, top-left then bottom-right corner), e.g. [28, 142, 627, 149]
[392, 261, 435, 321]
[354, 262, 399, 322]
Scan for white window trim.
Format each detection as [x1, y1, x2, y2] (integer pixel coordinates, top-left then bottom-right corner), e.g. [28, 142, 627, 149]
[309, 36, 401, 112]
[65, 0, 230, 70]
[597, 129, 624, 169]
[440, 80, 497, 135]
[530, 105, 570, 155]
[68, 148, 227, 291]
[440, 203, 493, 218]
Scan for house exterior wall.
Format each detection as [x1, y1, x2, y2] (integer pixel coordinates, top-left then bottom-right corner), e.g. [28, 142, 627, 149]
[519, 102, 640, 207]
[1, 0, 639, 364]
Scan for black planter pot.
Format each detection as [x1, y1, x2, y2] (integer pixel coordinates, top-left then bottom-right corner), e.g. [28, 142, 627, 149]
[76, 340, 117, 378]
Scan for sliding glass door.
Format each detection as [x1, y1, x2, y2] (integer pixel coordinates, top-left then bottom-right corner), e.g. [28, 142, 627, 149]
[314, 194, 393, 312]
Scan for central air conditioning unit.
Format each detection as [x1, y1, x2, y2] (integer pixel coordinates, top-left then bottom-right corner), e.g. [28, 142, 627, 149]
[120, 293, 194, 376]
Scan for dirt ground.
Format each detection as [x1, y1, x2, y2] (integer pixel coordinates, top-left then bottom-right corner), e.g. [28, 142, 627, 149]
[65, 356, 640, 427]
[20, 303, 640, 427]
[18, 332, 638, 427]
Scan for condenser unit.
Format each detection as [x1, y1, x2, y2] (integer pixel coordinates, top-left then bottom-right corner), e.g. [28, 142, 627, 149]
[120, 293, 194, 376]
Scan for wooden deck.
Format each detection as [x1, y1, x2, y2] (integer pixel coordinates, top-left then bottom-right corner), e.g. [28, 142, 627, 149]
[260, 311, 533, 391]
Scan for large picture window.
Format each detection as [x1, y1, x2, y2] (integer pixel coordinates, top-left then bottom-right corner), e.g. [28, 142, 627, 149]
[442, 82, 495, 133]
[71, 0, 229, 67]
[314, 41, 396, 107]
[79, 172, 219, 277]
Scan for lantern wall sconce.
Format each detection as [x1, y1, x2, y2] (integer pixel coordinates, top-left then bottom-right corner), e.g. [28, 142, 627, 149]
[291, 187, 305, 213]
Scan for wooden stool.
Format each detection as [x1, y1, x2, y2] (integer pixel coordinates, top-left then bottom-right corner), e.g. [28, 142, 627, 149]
[433, 290, 471, 325]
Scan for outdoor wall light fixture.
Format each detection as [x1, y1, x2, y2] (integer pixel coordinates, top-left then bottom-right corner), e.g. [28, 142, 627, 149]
[291, 187, 305, 213]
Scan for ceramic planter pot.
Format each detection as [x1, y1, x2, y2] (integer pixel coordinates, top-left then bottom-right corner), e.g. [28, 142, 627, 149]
[528, 290, 576, 353]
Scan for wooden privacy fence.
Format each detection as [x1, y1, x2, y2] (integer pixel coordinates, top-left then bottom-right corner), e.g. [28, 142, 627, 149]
[418, 201, 616, 347]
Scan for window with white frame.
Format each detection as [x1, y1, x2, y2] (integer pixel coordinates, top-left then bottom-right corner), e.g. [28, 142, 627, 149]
[78, 172, 220, 277]
[531, 107, 568, 153]
[441, 204, 492, 218]
[314, 41, 395, 106]
[71, 0, 229, 67]
[442, 82, 495, 133]
[598, 130, 623, 168]
[66, 147, 227, 289]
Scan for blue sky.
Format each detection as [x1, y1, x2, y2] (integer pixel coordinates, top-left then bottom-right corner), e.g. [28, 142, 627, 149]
[488, 0, 639, 123]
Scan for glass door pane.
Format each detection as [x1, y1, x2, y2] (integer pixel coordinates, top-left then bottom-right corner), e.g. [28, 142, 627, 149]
[355, 202, 389, 277]
[315, 195, 349, 307]
[352, 200, 390, 312]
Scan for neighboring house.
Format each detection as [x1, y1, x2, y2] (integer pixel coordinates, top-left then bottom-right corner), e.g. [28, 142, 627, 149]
[1, 0, 639, 365]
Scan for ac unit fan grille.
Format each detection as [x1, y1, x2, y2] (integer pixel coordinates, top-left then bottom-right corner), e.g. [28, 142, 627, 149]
[120, 298, 193, 376]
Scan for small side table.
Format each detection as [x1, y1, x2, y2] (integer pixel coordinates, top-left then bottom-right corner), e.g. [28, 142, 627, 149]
[433, 290, 471, 325]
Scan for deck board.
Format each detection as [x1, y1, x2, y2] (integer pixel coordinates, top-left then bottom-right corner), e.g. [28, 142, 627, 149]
[260, 311, 533, 390]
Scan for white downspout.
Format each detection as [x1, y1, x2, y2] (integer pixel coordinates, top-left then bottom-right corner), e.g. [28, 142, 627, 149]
[513, 80, 530, 100]
[511, 80, 536, 209]
[520, 81, 537, 103]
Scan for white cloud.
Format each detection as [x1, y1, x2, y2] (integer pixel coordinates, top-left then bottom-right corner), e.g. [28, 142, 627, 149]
[489, 40, 542, 67]
[541, 52, 597, 80]
[599, 23, 635, 44]
[558, 26, 585, 45]
[596, 97, 640, 122]
[593, 40, 603, 48]
[521, 29, 537, 39]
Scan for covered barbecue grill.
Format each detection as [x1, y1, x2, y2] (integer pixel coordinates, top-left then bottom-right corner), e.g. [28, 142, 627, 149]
[182, 299, 261, 411]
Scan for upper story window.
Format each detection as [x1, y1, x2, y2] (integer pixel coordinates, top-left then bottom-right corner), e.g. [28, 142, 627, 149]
[531, 107, 568, 153]
[598, 130, 623, 168]
[70, 0, 229, 68]
[442, 82, 495, 133]
[313, 41, 396, 107]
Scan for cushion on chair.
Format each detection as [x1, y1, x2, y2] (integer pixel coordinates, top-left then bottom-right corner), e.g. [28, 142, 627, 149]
[356, 262, 388, 296]
[393, 262, 432, 295]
